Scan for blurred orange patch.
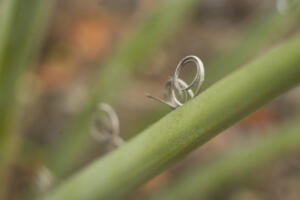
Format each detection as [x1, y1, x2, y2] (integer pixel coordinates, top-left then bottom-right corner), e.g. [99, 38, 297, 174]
[139, 171, 171, 193]
[241, 106, 278, 126]
[70, 14, 117, 61]
[36, 58, 77, 89]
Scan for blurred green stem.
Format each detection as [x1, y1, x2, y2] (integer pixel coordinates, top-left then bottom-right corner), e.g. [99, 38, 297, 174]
[146, 116, 300, 200]
[0, 0, 54, 199]
[203, 3, 300, 89]
[40, 33, 300, 200]
[48, 0, 201, 177]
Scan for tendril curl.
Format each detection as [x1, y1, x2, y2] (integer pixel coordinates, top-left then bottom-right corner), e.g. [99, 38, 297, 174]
[146, 55, 205, 109]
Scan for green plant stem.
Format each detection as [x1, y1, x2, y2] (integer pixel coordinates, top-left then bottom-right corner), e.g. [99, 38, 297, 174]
[125, 4, 300, 139]
[146, 116, 300, 200]
[48, 0, 201, 177]
[0, 0, 54, 198]
[203, 3, 300, 89]
[39, 33, 300, 200]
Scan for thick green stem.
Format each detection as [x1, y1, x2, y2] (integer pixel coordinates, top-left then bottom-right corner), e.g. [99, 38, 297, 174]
[0, 0, 54, 198]
[146, 116, 300, 200]
[40, 33, 300, 200]
[48, 1, 300, 177]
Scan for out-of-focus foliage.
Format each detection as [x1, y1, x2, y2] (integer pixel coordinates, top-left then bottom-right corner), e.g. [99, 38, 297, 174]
[0, 0, 53, 199]
[0, 0, 300, 200]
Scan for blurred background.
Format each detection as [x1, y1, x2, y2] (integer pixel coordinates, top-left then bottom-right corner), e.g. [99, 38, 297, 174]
[1, 0, 300, 199]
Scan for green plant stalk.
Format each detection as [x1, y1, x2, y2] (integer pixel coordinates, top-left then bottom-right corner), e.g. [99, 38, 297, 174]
[124, 4, 300, 139]
[40, 33, 300, 200]
[203, 3, 300, 89]
[0, 0, 54, 198]
[48, 0, 201, 177]
[146, 116, 300, 200]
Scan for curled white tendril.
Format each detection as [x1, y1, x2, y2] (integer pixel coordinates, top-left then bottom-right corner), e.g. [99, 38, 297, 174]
[90, 103, 124, 146]
[146, 55, 205, 109]
[35, 166, 55, 192]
